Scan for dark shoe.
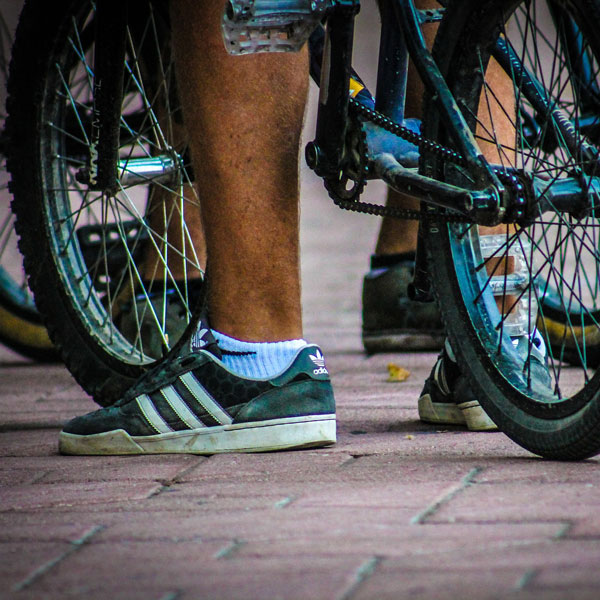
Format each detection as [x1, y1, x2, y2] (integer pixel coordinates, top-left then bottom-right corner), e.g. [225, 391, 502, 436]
[362, 254, 445, 353]
[114, 278, 204, 359]
[418, 341, 498, 431]
[418, 334, 553, 431]
[59, 334, 336, 455]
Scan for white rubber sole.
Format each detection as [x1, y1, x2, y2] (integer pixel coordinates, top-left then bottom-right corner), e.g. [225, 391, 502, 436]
[418, 394, 497, 431]
[59, 414, 337, 455]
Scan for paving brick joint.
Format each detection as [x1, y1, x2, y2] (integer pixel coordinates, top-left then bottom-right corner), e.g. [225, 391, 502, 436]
[1, 2, 600, 598]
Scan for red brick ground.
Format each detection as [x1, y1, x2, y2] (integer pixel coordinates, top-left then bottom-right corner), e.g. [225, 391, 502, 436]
[2, 178, 599, 599]
[2, 2, 600, 598]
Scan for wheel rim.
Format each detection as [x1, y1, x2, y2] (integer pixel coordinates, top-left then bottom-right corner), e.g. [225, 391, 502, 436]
[437, 0, 600, 416]
[41, 2, 202, 365]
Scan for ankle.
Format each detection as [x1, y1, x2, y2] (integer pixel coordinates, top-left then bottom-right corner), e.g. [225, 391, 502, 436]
[211, 330, 308, 379]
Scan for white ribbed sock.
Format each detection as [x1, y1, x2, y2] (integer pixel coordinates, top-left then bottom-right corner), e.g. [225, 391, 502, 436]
[211, 330, 308, 379]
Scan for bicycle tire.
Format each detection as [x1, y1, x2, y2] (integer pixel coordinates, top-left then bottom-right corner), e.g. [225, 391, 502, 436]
[0, 7, 56, 362]
[422, 0, 600, 459]
[6, 0, 203, 404]
[0, 267, 55, 361]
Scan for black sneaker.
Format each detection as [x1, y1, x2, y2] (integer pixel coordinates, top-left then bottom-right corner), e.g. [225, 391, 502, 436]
[59, 332, 336, 455]
[362, 253, 445, 353]
[418, 341, 498, 431]
[418, 334, 553, 431]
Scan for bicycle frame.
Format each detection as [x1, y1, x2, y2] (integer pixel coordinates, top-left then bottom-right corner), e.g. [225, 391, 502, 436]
[307, 0, 600, 225]
[84, 0, 600, 229]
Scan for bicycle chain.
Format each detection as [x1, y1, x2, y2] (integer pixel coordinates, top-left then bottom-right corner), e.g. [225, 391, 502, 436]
[324, 97, 518, 223]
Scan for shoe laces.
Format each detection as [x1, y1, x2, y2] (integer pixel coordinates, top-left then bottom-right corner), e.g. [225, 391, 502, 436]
[117, 352, 205, 406]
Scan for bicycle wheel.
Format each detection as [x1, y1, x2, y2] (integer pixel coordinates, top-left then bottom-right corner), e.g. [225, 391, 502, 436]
[422, 0, 600, 459]
[7, 0, 203, 404]
[0, 5, 56, 361]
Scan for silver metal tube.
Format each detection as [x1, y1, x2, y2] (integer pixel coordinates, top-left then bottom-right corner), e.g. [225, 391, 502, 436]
[118, 155, 179, 186]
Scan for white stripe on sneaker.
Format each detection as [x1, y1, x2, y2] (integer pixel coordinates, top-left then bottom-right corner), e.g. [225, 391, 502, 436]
[179, 372, 233, 425]
[136, 394, 172, 434]
[161, 386, 206, 430]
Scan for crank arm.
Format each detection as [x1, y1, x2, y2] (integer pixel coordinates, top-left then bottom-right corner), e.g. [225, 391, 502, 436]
[373, 153, 499, 221]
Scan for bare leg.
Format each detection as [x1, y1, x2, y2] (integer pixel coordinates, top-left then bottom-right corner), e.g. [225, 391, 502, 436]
[170, 0, 308, 342]
[475, 58, 518, 316]
[374, 190, 419, 256]
[374, 0, 438, 256]
[361, 0, 443, 354]
[139, 48, 207, 282]
[375, 1, 513, 253]
[141, 184, 206, 282]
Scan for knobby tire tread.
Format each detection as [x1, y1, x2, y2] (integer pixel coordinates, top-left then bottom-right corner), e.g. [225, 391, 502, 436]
[7, 0, 145, 404]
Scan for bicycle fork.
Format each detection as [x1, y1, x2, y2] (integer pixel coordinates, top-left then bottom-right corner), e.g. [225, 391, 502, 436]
[77, 1, 182, 194]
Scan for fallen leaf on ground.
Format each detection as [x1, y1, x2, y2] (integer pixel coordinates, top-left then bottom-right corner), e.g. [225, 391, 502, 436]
[387, 363, 411, 382]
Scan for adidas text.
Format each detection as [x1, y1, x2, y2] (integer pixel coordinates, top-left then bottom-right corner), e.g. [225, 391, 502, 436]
[313, 367, 328, 375]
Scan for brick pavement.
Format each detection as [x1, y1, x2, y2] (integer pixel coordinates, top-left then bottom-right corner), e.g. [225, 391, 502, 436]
[2, 3, 600, 595]
[2, 164, 600, 600]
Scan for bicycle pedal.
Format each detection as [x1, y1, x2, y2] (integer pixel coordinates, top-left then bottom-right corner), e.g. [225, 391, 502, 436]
[222, 0, 329, 55]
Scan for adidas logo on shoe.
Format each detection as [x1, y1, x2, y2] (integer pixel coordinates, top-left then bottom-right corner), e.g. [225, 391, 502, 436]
[192, 328, 210, 349]
[310, 349, 328, 375]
